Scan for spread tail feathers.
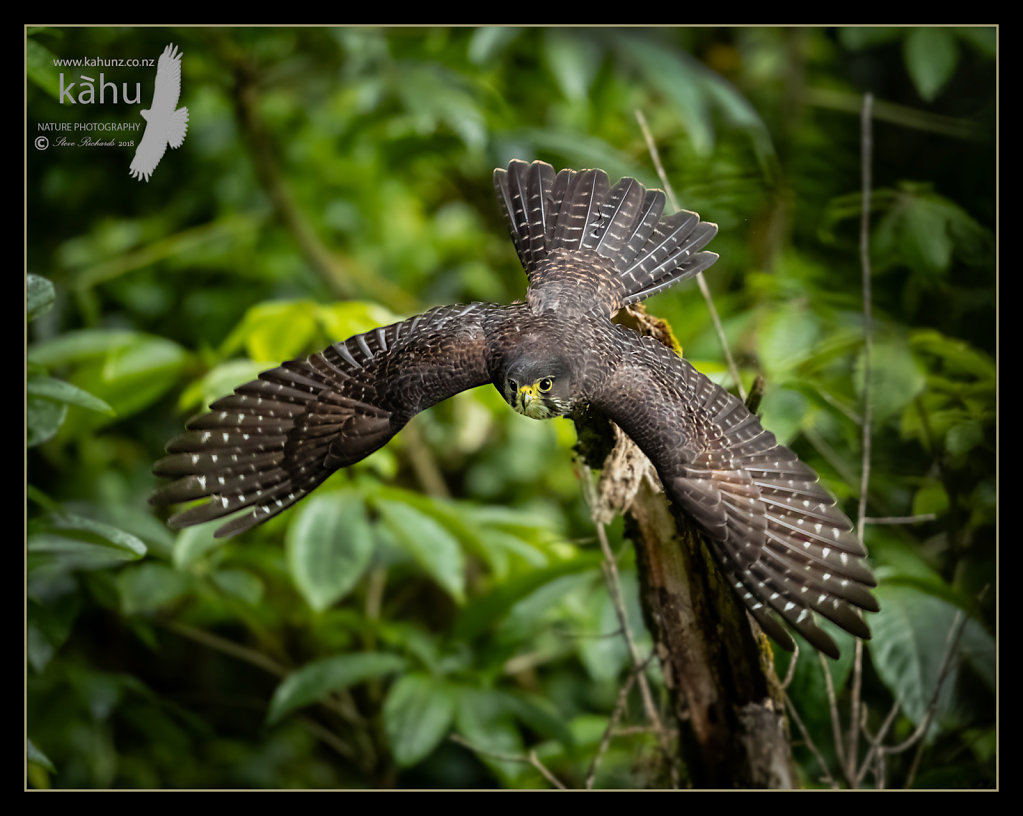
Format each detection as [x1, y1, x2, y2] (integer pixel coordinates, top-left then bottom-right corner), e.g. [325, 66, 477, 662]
[494, 159, 719, 310]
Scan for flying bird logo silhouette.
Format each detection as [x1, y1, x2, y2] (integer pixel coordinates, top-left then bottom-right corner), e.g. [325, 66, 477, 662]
[130, 43, 189, 182]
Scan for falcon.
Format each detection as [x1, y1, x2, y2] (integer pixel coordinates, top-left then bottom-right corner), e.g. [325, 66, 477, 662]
[150, 159, 878, 658]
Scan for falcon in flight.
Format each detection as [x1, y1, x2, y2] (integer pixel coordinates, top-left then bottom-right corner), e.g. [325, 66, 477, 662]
[151, 159, 878, 658]
[130, 43, 189, 182]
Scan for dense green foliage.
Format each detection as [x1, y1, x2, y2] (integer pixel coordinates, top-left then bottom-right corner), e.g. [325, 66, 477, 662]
[26, 26, 996, 789]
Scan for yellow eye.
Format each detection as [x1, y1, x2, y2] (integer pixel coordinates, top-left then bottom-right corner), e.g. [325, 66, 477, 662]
[538, 377, 553, 393]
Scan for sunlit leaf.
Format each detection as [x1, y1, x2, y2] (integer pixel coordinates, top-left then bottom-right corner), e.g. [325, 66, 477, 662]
[374, 497, 466, 602]
[221, 300, 320, 363]
[316, 300, 403, 341]
[27, 374, 114, 415]
[28, 329, 187, 428]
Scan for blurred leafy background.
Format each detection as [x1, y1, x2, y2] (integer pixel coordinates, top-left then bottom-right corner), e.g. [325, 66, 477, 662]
[26, 26, 996, 789]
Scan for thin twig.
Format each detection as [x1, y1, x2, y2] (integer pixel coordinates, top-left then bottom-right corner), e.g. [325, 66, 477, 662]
[847, 638, 865, 785]
[586, 658, 642, 789]
[784, 694, 838, 789]
[635, 108, 746, 401]
[881, 610, 970, 772]
[581, 467, 678, 787]
[848, 91, 875, 785]
[779, 641, 800, 690]
[818, 652, 848, 776]
[163, 619, 288, 677]
[855, 591, 980, 788]
[863, 514, 937, 525]
[449, 734, 567, 789]
[855, 696, 902, 788]
[857, 91, 875, 540]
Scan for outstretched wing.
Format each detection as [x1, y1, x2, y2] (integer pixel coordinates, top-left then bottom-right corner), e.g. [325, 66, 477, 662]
[150, 302, 503, 538]
[592, 326, 878, 658]
[493, 159, 719, 316]
[151, 43, 184, 113]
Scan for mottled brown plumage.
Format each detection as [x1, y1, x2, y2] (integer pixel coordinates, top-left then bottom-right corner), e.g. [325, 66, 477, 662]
[151, 159, 877, 657]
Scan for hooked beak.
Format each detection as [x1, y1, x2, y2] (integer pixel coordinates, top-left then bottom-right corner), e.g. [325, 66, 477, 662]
[517, 382, 540, 409]
[513, 382, 550, 419]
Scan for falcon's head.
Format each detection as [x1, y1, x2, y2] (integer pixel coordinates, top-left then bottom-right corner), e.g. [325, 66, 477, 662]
[502, 355, 576, 420]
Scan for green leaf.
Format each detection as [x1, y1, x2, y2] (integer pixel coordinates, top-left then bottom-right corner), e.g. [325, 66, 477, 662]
[210, 568, 266, 606]
[91, 336, 189, 421]
[27, 373, 114, 415]
[870, 532, 949, 596]
[221, 300, 320, 363]
[869, 583, 993, 737]
[26, 393, 67, 447]
[838, 27, 903, 50]
[383, 673, 457, 767]
[615, 33, 714, 155]
[912, 480, 949, 518]
[542, 29, 604, 101]
[27, 738, 57, 773]
[873, 185, 990, 278]
[177, 359, 267, 414]
[467, 26, 522, 65]
[756, 386, 810, 446]
[286, 490, 374, 612]
[267, 652, 407, 725]
[28, 513, 147, 572]
[117, 562, 192, 615]
[855, 337, 927, 426]
[315, 301, 403, 343]
[452, 552, 602, 642]
[945, 420, 984, 459]
[28, 328, 142, 367]
[910, 328, 995, 383]
[453, 686, 526, 784]
[577, 571, 641, 683]
[27, 329, 188, 427]
[500, 689, 575, 748]
[374, 497, 466, 602]
[27, 273, 55, 321]
[171, 523, 222, 569]
[393, 62, 487, 150]
[27, 592, 81, 672]
[904, 28, 959, 102]
[614, 31, 772, 160]
[756, 303, 822, 376]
